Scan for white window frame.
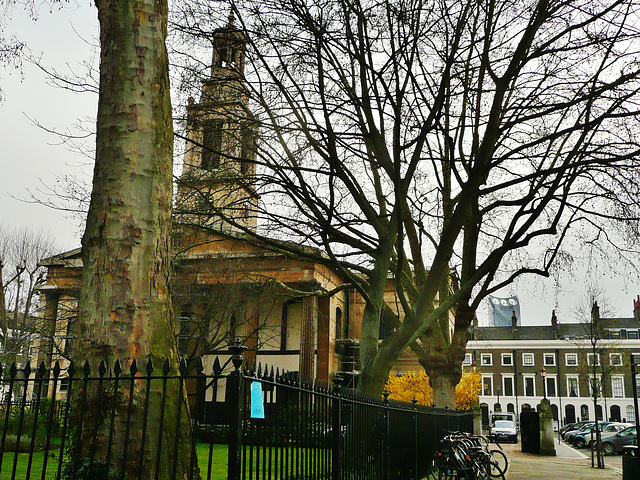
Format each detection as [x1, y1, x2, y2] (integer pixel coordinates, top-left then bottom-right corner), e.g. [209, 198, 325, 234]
[462, 353, 472, 366]
[626, 405, 635, 423]
[502, 375, 515, 397]
[522, 353, 534, 366]
[588, 374, 603, 396]
[544, 375, 557, 398]
[610, 353, 623, 367]
[523, 374, 536, 397]
[565, 353, 578, 367]
[543, 353, 556, 367]
[611, 375, 625, 398]
[480, 353, 493, 367]
[587, 353, 601, 366]
[501, 353, 513, 366]
[482, 375, 493, 396]
[566, 375, 580, 397]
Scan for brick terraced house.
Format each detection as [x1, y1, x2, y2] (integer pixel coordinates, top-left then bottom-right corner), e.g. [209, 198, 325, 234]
[466, 297, 640, 428]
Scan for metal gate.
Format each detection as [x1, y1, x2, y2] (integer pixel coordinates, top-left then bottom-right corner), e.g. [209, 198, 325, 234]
[520, 410, 540, 454]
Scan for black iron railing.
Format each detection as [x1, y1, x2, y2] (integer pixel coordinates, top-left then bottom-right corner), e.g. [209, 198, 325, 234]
[0, 343, 473, 480]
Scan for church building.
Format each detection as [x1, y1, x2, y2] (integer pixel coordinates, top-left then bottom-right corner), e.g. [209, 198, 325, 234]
[36, 16, 424, 391]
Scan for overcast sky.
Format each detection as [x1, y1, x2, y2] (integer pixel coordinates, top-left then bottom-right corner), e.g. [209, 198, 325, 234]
[1, 2, 97, 249]
[1, 2, 639, 325]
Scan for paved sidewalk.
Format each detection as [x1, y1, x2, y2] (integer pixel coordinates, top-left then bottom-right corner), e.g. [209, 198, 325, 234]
[503, 439, 622, 480]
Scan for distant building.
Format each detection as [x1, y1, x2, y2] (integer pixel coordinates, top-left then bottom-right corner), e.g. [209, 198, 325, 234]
[466, 297, 640, 427]
[488, 296, 521, 327]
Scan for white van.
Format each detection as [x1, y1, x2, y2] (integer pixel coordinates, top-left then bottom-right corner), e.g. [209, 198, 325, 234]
[490, 412, 517, 427]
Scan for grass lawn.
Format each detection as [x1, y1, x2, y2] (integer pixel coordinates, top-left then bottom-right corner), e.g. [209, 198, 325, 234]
[0, 443, 330, 479]
[0, 444, 228, 480]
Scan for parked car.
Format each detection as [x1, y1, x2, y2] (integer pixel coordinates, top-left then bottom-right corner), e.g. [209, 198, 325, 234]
[601, 426, 637, 455]
[564, 422, 597, 443]
[491, 420, 518, 443]
[572, 422, 632, 448]
[559, 423, 578, 437]
[562, 421, 593, 441]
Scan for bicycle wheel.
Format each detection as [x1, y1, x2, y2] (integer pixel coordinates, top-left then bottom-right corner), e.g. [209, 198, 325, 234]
[429, 450, 452, 479]
[488, 449, 508, 477]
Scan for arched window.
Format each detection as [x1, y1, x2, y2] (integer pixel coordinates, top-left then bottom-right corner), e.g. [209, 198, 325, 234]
[494, 403, 501, 412]
[580, 404, 589, 421]
[551, 404, 559, 421]
[565, 404, 576, 424]
[596, 404, 603, 420]
[480, 403, 489, 427]
[335, 307, 343, 340]
[610, 405, 621, 422]
[507, 403, 515, 413]
[201, 121, 223, 169]
[626, 405, 635, 423]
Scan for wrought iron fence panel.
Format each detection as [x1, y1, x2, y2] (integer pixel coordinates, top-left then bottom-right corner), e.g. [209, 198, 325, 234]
[0, 348, 473, 480]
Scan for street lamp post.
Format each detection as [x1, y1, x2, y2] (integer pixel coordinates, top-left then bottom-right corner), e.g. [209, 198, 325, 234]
[540, 366, 547, 400]
[496, 385, 501, 411]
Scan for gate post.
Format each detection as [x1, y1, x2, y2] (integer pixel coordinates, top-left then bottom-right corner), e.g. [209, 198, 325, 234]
[383, 392, 390, 480]
[539, 399, 556, 456]
[227, 339, 246, 480]
[473, 406, 483, 435]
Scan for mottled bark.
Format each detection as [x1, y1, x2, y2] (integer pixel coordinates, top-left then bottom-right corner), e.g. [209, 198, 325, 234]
[75, 0, 195, 478]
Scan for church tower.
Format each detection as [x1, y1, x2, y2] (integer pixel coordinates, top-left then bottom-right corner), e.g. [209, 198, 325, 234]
[176, 13, 258, 234]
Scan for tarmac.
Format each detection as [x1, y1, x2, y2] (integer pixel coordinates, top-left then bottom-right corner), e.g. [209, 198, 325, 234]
[503, 439, 623, 480]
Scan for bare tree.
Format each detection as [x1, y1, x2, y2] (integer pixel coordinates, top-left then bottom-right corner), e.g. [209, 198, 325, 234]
[0, 224, 58, 365]
[171, 0, 640, 402]
[571, 286, 623, 469]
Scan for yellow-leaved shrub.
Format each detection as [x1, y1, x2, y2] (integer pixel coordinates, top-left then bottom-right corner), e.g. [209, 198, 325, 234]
[385, 369, 481, 410]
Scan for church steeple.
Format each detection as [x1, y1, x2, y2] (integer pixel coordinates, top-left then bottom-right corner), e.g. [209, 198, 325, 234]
[176, 13, 258, 234]
[210, 12, 246, 76]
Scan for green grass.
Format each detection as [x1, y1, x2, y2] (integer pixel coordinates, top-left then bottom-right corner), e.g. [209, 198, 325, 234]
[196, 442, 228, 479]
[0, 443, 331, 479]
[0, 444, 231, 480]
[0, 450, 62, 480]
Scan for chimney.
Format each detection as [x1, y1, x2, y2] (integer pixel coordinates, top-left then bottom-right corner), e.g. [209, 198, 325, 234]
[551, 310, 558, 338]
[591, 301, 600, 325]
[634, 295, 640, 323]
[472, 313, 478, 341]
[511, 310, 518, 339]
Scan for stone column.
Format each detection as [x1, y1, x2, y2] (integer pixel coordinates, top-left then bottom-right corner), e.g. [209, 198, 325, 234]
[539, 399, 556, 455]
[244, 295, 259, 367]
[40, 291, 61, 364]
[473, 405, 483, 435]
[39, 291, 60, 398]
[316, 296, 330, 382]
[299, 296, 317, 380]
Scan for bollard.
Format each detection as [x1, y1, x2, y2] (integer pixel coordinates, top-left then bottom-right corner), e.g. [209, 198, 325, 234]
[622, 445, 640, 480]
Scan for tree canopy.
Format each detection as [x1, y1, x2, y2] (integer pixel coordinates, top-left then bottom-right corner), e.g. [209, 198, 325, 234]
[171, 0, 640, 400]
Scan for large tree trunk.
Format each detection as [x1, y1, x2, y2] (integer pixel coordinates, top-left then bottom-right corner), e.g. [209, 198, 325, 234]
[414, 304, 474, 407]
[74, 0, 195, 478]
